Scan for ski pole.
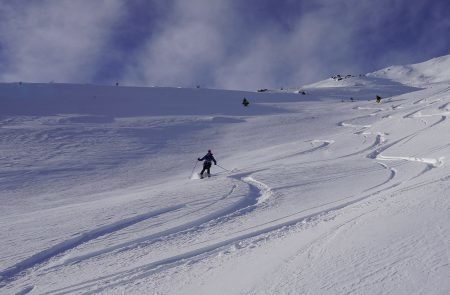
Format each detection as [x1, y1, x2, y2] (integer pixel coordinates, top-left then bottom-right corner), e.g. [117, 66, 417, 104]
[216, 164, 231, 172]
[190, 160, 199, 179]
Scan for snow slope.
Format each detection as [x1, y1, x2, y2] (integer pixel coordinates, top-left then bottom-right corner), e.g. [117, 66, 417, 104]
[368, 54, 450, 87]
[1, 56, 449, 294]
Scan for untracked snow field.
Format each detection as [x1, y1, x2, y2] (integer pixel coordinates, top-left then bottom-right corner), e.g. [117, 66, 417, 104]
[1, 59, 449, 294]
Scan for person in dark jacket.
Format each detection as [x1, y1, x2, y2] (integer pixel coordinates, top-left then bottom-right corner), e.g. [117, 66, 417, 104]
[198, 150, 217, 178]
[242, 97, 249, 107]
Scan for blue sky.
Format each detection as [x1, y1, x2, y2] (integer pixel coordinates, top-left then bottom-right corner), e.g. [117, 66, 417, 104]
[0, 0, 449, 90]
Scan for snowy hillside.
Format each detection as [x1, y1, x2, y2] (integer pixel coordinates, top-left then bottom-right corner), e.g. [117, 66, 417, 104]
[1, 56, 449, 294]
[368, 54, 450, 87]
[305, 54, 450, 89]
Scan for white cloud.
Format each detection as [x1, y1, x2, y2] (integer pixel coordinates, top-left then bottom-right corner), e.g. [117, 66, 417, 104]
[123, 0, 376, 90]
[0, 0, 124, 83]
[123, 0, 233, 88]
[1, 0, 446, 90]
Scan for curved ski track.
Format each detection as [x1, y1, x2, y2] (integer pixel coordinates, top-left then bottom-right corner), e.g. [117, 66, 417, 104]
[41, 158, 407, 294]
[42, 172, 407, 295]
[0, 205, 185, 285]
[1, 171, 274, 286]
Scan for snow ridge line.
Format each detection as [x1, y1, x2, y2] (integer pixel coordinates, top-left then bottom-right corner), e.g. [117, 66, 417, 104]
[0, 204, 184, 285]
[339, 122, 372, 128]
[377, 155, 445, 168]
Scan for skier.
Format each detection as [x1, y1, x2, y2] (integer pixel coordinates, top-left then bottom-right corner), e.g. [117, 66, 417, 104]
[242, 97, 249, 107]
[198, 150, 217, 178]
[376, 95, 382, 103]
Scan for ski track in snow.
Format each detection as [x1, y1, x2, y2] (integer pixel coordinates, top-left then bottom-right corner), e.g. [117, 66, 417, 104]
[61, 190, 408, 295]
[42, 185, 248, 268]
[338, 132, 387, 159]
[241, 176, 273, 205]
[0, 205, 185, 285]
[15, 285, 34, 295]
[25, 174, 273, 294]
[36, 173, 276, 275]
[41, 167, 408, 294]
[366, 133, 445, 173]
[2, 171, 276, 286]
[355, 90, 448, 177]
[270, 139, 334, 162]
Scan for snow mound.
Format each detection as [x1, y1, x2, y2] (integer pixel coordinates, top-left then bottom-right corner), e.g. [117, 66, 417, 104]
[368, 54, 450, 87]
[302, 53, 450, 90]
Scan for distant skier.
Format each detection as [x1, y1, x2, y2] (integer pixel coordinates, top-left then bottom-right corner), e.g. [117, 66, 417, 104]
[198, 150, 217, 178]
[376, 95, 382, 103]
[242, 97, 249, 107]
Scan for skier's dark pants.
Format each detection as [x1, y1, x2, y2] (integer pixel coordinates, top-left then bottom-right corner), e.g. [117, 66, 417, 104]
[200, 162, 212, 176]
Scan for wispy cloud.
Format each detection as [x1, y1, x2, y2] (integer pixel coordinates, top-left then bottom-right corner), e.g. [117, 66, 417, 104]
[1, 0, 449, 90]
[122, 0, 232, 88]
[0, 0, 124, 83]
[122, 0, 450, 90]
